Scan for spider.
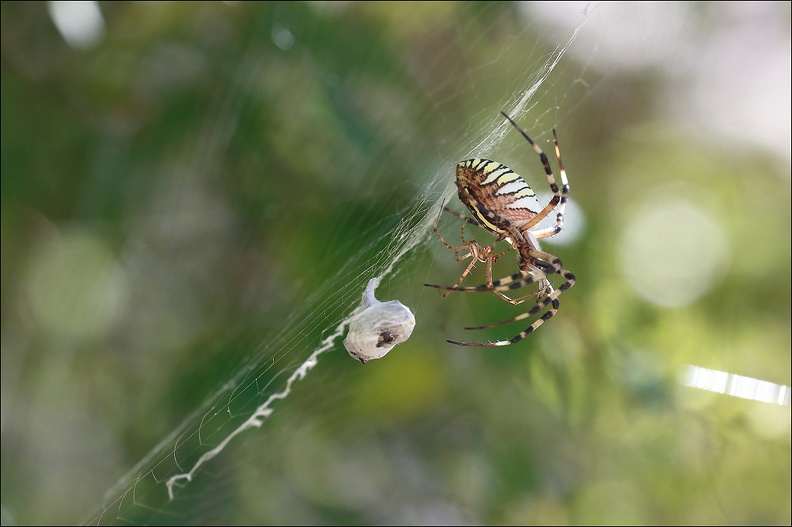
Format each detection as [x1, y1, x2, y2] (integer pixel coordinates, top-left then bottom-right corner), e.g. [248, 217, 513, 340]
[425, 111, 576, 346]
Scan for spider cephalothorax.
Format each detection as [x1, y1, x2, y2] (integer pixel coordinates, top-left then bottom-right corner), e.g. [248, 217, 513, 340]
[425, 112, 576, 346]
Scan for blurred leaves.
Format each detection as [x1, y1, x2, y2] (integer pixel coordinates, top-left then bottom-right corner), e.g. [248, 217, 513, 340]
[2, 2, 790, 526]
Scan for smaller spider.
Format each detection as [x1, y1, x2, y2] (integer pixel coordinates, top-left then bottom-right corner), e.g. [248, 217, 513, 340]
[431, 204, 515, 304]
[425, 112, 576, 346]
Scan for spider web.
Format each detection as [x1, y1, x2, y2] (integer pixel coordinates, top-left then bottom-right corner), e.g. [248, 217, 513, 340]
[3, 2, 790, 526]
[77, 4, 589, 525]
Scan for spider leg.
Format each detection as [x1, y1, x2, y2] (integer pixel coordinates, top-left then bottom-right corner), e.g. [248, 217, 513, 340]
[433, 205, 486, 260]
[424, 271, 544, 292]
[464, 295, 561, 331]
[432, 202, 467, 252]
[446, 290, 564, 347]
[484, 245, 531, 304]
[424, 245, 514, 299]
[465, 295, 561, 330]
[529, 130, 568, 239]
[447, 254, 575, 346]
[433, 199, 507, 251]
[447, 297, 561, 346]
[442, 253, 478, 298]
[426, 269, 528, 293]
[461, 249, 572, 295]
[501, 113, 569, 239]
[447, 295, 562, 346]
[441, 206, 481, 228]
[426, 267, 543, 306]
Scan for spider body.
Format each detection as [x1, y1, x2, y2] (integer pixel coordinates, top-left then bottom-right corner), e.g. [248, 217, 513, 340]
[455, 160, 548, 280]
[456, 159, 540, 236]
[425, 112, 575, 347]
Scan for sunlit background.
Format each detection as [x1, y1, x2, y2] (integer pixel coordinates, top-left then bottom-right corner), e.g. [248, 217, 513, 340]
[1, 2, 790, 525]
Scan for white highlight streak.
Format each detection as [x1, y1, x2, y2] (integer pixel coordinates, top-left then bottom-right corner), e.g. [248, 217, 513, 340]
[682, 365, 791, 406]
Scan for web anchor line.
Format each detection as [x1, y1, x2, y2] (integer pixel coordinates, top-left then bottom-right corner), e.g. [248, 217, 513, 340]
[165, 318, 348, 501]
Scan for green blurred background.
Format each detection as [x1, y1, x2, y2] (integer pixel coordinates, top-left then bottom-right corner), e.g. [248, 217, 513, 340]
[1, 2, 790, 525]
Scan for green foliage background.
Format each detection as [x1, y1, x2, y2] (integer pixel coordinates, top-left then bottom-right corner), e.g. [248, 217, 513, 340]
[1, 2, 789, 525]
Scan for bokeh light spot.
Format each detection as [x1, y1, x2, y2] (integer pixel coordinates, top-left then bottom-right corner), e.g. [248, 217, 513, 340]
[24, 227, 127, 341]
[619, 187, 729, 307]
[47, 1, 105, 50]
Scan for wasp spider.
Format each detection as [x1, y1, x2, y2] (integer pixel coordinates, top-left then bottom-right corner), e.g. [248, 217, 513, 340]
[425, 112, 575, 346]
